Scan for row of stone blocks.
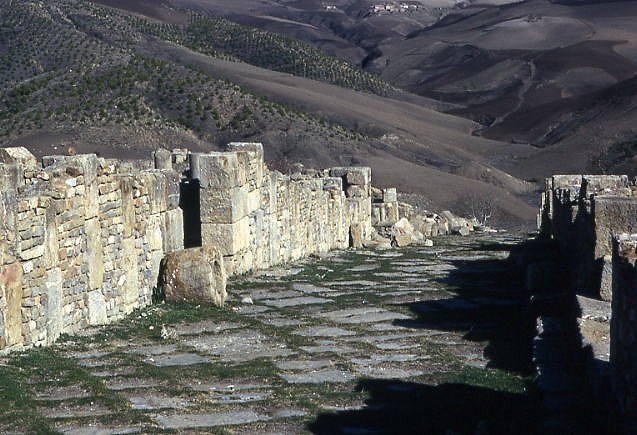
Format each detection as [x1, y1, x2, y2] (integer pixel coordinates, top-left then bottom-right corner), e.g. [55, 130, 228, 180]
[0, 143, 376, 352]
[0, 147, 184, 351]
[189, 143, 372, 275]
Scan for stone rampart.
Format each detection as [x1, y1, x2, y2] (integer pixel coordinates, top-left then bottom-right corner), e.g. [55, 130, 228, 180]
[191, 143, 372, 275]
[537, 174, 636, 300]
[529, 175, 637, 428]
[611, 233, 637, 429]
[0, 147, 184, 352]
[0, 144, 375, 351]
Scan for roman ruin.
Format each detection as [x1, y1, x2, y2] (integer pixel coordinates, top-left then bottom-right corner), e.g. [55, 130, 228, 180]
[0, 144, 469, 353]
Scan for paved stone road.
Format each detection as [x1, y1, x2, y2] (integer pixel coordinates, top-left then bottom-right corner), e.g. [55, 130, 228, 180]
[1, 234, 541, 434]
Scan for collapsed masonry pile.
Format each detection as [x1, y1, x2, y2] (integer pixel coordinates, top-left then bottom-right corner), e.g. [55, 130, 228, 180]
[367, 186, 482, 249]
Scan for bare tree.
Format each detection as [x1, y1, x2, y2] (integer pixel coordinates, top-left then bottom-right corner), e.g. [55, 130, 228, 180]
[467, 193, 497, 227]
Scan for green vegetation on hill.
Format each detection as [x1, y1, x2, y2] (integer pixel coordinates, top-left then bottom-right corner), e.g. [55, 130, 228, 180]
[183, 14, 394, 96]
[0, 0, 366, 151]
[42, 0, 394, 96]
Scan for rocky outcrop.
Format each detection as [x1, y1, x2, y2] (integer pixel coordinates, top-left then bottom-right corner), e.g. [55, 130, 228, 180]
[159, 246, 227, 307]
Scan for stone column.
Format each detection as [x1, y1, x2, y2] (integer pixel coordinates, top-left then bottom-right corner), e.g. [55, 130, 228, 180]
[191, 152, 253, 275]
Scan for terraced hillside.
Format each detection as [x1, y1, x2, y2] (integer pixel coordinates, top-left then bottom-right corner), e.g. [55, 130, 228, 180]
[0, 0, 370, 163]
[0, 0, 540, 227]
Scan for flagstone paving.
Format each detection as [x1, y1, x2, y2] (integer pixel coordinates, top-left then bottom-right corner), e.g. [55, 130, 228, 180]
[0, 234, 544, 434]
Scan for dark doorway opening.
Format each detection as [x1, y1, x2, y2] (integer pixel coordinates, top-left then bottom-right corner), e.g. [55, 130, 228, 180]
[180, 179, 201, 248]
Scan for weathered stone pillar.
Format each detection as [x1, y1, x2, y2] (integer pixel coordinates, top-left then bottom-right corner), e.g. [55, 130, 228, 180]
[191, 151, 255, 275]
[330, 167, 373, 247]
[0, 263, 23, 348]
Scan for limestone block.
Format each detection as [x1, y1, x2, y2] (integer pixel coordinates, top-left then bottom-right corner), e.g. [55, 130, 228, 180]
[146, 213, 164, 252]
[200, 187, 250, 224]
[346, 167, 371, 186]
[190, 152, 246, 189]
[387, 217, 414, 247]
[45, 267, 63, 342]
[582, 174, 629, 195]
[153, 148, 173, 170]
[412, 230, 425, 244]
[394, 234, 412, 247]
[0, 147, 37, 168]
[350, 223, 364, 249]
[0, 191, 19, 266]
[42, 154, 98, 185]
[456, 226, 471, 236]
[119, 177, 135, 238]
[20, 244, 44, 261]
[593, 197, 637, 260]
[121, 238, 139, 312]
[227, 142, 264, 160]
[201, 217, 249, 256]
[323, 177, 343, 192]
[372, 203, 399, 226]
[227, 143, 265, 188]
[159, 246, 227, 307]
[85, 218, 104, 290]
[600, 255, 613, 302]
[329, 167, 349, 179]
[329, 167, 371, 187]
[0, 263, 23, 347]
[346, 185, 367, 198]
[145, 172, 168, 215]
[87, 290, 107, 326]
[165, 171, 181, 209]
[363, 238, 392, 250]
[172, 149, 189, 163]
[246, 189, 261, 215]
[162, 208, 185, 253]
[382, 188, 397, 203]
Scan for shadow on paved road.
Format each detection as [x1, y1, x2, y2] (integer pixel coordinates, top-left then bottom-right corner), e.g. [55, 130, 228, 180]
[309, 240, 541, 434]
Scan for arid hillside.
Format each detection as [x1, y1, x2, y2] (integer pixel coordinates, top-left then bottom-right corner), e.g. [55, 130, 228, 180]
[154, 0, 637, 179]
[0, 0, 547, 228]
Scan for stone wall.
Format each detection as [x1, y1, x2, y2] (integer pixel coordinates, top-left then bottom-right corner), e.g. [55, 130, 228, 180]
[611, 233, 637, 429]
[191, 143, 372, 275]
[0, 147, 184, 352]
[537, 174, 636, 300]
[531, 175, 637, 428]
[0, 143, 375, 351]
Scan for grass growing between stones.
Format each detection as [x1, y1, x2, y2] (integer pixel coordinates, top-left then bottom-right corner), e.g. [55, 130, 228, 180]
[1, 233, 541, 433]
[0, 364, 56, 434]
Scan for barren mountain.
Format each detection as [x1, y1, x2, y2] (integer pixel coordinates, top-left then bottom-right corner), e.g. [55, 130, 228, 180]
[155, 0, 637, 179]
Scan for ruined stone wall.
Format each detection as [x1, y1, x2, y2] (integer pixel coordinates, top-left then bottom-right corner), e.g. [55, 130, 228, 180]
[537, 174, 635, 300]
[610, 233, 637, 429]
[0, 143, 376, 351]
[371, 188, 399, 227]
[0, 148, 183, 351]
[191, 143, 372, 275]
